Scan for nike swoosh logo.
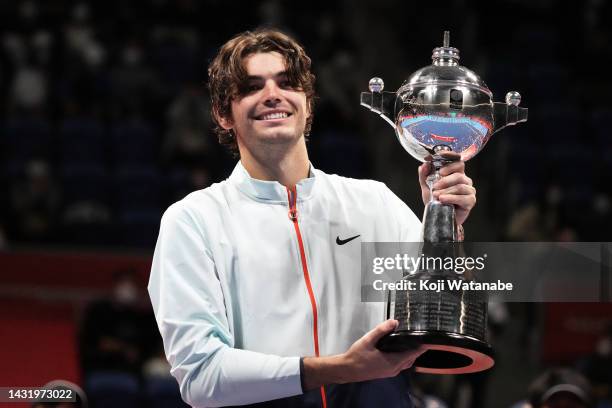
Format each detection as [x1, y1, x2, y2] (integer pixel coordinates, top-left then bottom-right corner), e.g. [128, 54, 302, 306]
[336, 234, 361, 245]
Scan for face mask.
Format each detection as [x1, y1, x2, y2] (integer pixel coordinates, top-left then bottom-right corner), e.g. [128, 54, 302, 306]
[596, 336, 611, 357]
[114, 281, 138, 305]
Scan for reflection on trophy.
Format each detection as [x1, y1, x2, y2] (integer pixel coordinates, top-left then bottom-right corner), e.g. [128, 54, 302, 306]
[361, 31, 527, 374]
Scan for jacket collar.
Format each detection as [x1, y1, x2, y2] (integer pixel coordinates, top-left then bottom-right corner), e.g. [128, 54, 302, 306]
[229, 161, 317, 203]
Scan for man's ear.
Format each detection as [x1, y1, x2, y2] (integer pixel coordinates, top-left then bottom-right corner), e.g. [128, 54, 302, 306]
[214, 107, 233, 130]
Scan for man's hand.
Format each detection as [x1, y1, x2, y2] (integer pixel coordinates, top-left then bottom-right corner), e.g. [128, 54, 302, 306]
[302, 320, 426, 390]
[418, 151, 476, 226]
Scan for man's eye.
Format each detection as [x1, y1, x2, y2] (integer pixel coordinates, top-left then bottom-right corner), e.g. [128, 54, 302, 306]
[247, 84, 261, 92]
[279, 80, 294, 89]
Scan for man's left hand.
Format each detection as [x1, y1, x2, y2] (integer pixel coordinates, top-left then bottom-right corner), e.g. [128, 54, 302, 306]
[418, 152, 476, 226]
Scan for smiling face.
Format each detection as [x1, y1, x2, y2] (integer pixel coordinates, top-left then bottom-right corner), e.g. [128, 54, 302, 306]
[218, 52, 310, 157]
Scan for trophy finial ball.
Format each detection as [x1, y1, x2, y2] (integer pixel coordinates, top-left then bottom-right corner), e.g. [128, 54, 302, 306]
[369, 77, 384, 93]
[505, 91, 521, 106]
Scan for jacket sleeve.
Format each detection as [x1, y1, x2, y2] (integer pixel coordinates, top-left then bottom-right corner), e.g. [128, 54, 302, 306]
[148, 202, 302, 407]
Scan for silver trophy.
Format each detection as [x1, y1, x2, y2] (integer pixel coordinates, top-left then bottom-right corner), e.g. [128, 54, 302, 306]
[361, 31, 527, 374]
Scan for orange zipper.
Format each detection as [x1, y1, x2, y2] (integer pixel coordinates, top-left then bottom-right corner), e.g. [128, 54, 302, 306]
[287, 186, 327, 408]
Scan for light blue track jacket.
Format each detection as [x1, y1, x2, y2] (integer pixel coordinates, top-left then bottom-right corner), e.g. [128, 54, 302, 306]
[148, 161, 422, 407]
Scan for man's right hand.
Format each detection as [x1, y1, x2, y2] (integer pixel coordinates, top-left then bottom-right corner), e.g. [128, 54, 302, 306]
[302, 320, 426, 390]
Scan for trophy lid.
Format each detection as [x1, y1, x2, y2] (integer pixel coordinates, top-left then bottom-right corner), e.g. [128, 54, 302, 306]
[432, 31, 460, 66]
[399, 31, 492, 98]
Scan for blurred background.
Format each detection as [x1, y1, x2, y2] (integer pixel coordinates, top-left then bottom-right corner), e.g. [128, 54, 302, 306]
[0, 0, 611, 407]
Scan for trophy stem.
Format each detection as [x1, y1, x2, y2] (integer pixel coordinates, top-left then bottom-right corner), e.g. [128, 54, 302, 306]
[425, 166, 441, 204]
[423, 146, 457, 243]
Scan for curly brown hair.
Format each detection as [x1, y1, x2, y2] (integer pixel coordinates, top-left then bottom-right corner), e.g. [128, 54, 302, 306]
[208, 29, 316, 158]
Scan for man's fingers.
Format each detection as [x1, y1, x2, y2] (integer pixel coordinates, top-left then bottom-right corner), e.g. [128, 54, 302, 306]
[433, 173, 473, 190]
[418, 163, 432, 187]
[433, 184, 476, 198]
[385, 345, 427, 364]
[397, 345, 427, 360]
[437, 151, 461, 161]
[437, 194, 476, 210]
[362, 319, 399, 346]
[438, 160, 465, 177]
[393, 346, 428, 370]
[420, 159, 466, 186]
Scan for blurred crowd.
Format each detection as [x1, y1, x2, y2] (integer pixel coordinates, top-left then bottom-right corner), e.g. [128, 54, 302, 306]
[0, 0, 371, 250]
[0, 0, 611, 249]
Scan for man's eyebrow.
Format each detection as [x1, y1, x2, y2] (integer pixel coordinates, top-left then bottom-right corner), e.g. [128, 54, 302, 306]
[245, 71, 289, 81]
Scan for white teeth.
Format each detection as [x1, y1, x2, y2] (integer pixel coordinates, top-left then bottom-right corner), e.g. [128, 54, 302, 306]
[260, 112, 288, 120]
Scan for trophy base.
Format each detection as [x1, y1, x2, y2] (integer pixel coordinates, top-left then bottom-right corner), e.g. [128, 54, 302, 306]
[377, 330, 494, 374]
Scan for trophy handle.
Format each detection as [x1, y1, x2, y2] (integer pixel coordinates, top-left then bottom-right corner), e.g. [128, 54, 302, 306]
[360, 91, 397, 128]
[492, 92, 528, 134]
[361, 78, 396, 129]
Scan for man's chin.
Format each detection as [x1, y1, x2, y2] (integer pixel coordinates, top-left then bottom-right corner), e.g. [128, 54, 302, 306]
[258, 130, 304, 143]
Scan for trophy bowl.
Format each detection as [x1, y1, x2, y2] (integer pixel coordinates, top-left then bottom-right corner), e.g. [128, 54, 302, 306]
[362, 31, 527, 164]
[361, 31, 527, 374]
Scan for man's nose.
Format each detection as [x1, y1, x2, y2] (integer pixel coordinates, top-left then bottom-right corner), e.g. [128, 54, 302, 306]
[262, 80, 281, 105]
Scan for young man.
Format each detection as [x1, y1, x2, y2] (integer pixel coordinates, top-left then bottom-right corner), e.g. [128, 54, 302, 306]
[148, 29, 476, 407]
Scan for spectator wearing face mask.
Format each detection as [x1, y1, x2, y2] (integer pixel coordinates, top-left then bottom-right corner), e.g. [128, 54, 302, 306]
[578, 325, 612, 405]
[78, 269, 157, 377]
